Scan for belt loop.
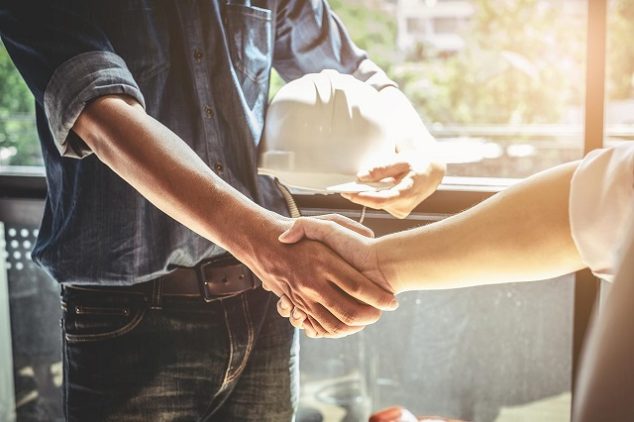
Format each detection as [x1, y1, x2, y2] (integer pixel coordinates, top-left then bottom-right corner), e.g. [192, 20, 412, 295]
[150, 279, 163, 310]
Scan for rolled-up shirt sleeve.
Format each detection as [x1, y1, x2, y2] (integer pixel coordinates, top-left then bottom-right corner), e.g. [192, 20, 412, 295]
[44, 52, 144, 158]
[0, 1, 145, 158]
[273, 0, 396, 91]
[569, 143, 634, 282]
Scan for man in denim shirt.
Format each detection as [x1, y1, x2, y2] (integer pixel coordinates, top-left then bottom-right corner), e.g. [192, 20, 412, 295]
[1, 0, 445, 420]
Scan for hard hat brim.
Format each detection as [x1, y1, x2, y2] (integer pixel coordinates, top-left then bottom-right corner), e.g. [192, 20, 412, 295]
[258, 168, 395, 194]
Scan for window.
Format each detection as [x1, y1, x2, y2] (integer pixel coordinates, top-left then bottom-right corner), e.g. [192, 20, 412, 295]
[0, 42, 40, 168]
[406, 17, 427, 34]
[0, 1, 618, 422]
[432, 17, 460, 34]
[333, 0, 590, 180]
[605, 0, 634, 148]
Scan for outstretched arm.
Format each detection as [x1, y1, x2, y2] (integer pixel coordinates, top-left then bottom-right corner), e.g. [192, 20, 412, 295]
[378, 161, 584, 291]
[73, 95, 398, 338]
[277, 160, 587, 331]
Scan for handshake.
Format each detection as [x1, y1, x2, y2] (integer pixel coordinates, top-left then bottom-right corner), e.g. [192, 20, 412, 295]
[245, 154, 443, 339]
[263, 213, 397, 339]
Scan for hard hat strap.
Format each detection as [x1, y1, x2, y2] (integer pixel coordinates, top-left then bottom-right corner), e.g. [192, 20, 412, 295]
[358, 206, 367, 225]
[275, 178, 301, 219]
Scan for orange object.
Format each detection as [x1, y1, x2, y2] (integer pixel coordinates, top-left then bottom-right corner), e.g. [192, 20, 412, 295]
[369, 406, 417, 422]
[369, 406, 469, 422]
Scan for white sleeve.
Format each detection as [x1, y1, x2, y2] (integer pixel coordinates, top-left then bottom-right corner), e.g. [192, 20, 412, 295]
[569, 143, 634, 282]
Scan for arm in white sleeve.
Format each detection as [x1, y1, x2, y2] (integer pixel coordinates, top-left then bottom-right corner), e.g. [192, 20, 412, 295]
[569, 143, 634, 282]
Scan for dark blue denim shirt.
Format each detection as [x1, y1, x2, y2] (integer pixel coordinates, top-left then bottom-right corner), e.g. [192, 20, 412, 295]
[0, 0, 394, 285]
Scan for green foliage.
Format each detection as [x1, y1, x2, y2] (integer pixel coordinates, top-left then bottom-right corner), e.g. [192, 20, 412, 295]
[395, 0, 586, 125]
[0, 42, 40, 166]
[328, 0, 399, 73]
[270, 0, 398, 101]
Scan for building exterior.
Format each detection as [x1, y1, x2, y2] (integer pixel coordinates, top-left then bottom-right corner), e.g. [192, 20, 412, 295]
[395, 0, 474, 54]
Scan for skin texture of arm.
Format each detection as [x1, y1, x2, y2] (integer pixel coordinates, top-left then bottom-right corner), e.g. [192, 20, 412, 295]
[72, 95, 398, 338]
[342, 86, 446, 219]
[277, 160, 586, 333]
[378, 160, 585, 291]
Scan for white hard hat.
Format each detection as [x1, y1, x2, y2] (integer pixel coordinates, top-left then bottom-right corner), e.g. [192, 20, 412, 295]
[258, 69, 396, 193]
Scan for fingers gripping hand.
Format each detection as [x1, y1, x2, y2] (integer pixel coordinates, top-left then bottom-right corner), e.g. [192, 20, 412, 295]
[256, 232, 396, 338]
[278, 213, 374, 244]
[275, 216, 395, 338]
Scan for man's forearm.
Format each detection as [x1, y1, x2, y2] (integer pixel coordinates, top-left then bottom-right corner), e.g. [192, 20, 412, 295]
[73, 95, 285, 262]
[378, 161, 585, 292]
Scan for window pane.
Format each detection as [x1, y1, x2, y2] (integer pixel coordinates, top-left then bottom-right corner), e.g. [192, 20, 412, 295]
[298, 211, 574, 421]
[0, 213, 63, 421]
[0, 42, 41, 168]
[606, 0, 634, 147]
[330, 0, 589, 179]
[300, 278, 574, 422]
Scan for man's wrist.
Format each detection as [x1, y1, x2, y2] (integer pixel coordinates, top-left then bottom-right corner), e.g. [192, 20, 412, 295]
[222, 206, 291, 268]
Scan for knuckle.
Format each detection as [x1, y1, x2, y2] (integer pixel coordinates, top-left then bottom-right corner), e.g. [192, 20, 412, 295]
[312, 326, 326, 337]
[325, 213, 340, 221]
[323, 219, 338, 231]
[344, 309, 364, 325]
[321, 298, 338, 313]
[302, 285, 321, 299]
[328, 321, 348, 336]
[346, 281, 362, 296]
[338, 312, 356, 326]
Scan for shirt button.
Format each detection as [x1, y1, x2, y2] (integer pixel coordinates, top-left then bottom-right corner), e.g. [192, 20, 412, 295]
[193, 48, 203, 63]
[214, 162, 224, 174]
[204, 105, 214, 118]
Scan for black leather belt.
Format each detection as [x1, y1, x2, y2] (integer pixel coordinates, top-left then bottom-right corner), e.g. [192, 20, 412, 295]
[162, 255, 260, 302]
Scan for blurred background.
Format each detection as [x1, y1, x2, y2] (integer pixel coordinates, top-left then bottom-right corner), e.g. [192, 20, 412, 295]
[0, 0, 632, 421]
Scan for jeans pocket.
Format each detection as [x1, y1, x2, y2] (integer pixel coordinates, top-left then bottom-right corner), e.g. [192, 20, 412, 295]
[62, 301, 146, 344]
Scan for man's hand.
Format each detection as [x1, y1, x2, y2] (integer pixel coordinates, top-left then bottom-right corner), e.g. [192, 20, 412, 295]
[241, 216, 397, 339]
[342, 155, 445, 219]
[274, 215, 394, 337]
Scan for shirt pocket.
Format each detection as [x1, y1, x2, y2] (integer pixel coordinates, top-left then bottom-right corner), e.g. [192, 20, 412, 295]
[222, 3, 274, 111]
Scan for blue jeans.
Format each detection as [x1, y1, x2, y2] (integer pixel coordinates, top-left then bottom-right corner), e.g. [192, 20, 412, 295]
[61, 283, 298, 421]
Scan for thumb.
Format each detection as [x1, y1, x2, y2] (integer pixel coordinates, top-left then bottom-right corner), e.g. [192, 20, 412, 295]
[278, 219, 307, 244]
[279, 218, 361, 262]
[278, 218, 331, 244]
